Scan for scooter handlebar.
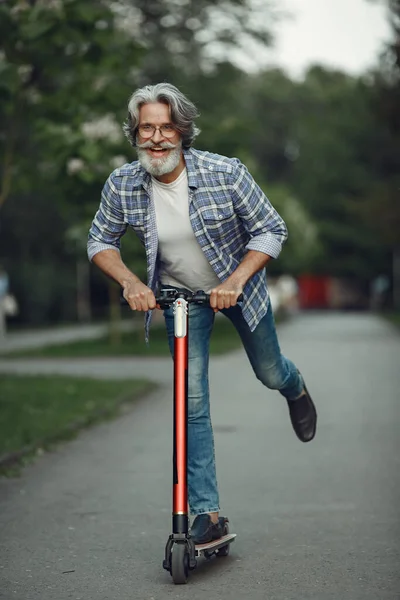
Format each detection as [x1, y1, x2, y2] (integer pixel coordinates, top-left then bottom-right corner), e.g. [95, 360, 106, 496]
[155, 289, 244, 308]
[121, 289, 243, 308]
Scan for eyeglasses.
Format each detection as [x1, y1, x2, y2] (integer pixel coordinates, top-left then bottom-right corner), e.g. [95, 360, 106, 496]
[137, 124, 177, 139]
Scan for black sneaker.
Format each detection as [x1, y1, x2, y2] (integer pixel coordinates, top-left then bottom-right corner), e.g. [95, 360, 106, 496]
[190, 514, 223, 544]
[287, 376, 317, 442]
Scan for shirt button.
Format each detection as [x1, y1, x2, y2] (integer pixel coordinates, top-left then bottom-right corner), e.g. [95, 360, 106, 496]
[218, 214, 223, 219]
[136, 221, 140, 225]
[208, 166, 213, 170]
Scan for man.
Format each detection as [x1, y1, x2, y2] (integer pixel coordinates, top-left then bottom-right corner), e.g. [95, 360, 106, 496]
[87, 83, 317, 544]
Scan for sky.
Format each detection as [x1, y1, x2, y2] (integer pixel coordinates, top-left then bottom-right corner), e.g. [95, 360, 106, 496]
[234, 0, 392, 78]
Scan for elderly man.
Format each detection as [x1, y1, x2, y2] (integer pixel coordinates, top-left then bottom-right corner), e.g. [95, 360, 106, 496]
[87, 83, 317, 544]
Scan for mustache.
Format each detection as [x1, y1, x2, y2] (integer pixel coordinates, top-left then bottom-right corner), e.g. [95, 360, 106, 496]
[136, 140, 178, 150]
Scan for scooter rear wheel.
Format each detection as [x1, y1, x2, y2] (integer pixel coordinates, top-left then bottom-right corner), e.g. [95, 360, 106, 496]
[171, 543, 189, 584]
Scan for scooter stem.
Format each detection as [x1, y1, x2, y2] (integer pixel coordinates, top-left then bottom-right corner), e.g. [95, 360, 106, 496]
[172, 298, 189, 534]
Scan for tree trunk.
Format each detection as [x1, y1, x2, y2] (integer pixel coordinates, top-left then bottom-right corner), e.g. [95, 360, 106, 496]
[393, 246, 400, 310]
[76, 259, 92, 322]
[0, 302, 6, 341]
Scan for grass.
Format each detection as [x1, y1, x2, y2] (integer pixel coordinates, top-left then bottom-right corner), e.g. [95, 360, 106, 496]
[2, 317, 243, 358]
[0, 375, 156, 474]
[384, 311, 400, 328]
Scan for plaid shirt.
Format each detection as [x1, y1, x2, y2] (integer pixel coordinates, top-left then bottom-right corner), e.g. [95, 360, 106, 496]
[88, 148, 288, 339]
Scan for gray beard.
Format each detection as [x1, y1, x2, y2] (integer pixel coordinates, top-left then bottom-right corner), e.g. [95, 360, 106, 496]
[137, 142, 182, 177]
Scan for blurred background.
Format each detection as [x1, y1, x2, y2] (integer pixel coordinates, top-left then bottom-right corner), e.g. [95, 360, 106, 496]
[0, 0, 399, 337]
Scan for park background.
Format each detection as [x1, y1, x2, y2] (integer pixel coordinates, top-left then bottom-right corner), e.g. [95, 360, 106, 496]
[0, 0, 399, 339]
[1, 6, 400, 596]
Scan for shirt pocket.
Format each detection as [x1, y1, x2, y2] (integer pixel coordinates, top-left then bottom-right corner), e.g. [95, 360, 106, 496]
[200, 205, 237, 239]
[127, 211, 146, 243]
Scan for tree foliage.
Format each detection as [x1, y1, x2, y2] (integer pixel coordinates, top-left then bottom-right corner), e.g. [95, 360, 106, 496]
[0, 0, 397, 324]
[359, 0, 400, 247]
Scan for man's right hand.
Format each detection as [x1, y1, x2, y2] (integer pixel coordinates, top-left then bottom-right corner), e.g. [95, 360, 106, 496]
[122, 281, 156, 311]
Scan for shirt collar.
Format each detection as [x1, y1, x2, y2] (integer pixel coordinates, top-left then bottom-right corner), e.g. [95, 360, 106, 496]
[135, 167, 151, 193]
[182, 148, 198, 189]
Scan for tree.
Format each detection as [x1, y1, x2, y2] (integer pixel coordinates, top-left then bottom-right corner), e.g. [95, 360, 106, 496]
[358, 0, 400, 305]
[111, 0, 278, 83]
[0, 0, 143, 324]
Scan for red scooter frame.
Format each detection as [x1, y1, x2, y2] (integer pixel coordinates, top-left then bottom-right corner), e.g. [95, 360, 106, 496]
[158, 289, 237, 584]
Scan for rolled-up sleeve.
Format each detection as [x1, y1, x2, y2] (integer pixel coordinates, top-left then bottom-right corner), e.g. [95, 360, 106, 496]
[87, 175, 128, 261]
[230, 161, 288, 259]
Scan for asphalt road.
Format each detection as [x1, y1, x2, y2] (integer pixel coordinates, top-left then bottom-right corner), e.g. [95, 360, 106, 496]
[0, 312, 399, 600]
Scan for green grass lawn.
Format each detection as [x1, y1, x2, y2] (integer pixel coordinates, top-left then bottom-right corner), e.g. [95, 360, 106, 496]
[3, 317, 242, 358]
[0, 375, 156, 473]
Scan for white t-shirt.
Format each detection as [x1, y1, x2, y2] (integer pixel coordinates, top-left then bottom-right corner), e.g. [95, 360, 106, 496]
[152, 169, 221, 292]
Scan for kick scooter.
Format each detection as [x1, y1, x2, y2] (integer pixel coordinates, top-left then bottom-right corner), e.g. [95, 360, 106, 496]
[155, 288, 238, 584]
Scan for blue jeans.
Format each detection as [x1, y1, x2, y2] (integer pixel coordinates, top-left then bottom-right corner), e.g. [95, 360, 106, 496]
[163, 299, 303, 515]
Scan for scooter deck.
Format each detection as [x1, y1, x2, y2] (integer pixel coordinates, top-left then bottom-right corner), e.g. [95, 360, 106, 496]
[195, 533, 236, 556]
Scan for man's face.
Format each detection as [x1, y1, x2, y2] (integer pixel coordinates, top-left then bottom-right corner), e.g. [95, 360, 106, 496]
[136, 102, 182, 177]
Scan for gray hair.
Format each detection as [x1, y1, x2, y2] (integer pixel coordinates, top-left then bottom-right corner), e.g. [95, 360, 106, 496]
[122, 83, 201, 149]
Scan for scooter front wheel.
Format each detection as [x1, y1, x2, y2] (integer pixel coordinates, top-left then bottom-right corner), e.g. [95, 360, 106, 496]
[171, 542, 189, 584]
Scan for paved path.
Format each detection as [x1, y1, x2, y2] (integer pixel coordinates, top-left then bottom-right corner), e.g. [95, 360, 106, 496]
[0, 312, 399, 599]
[0, 321, 135, 354]
[0, 311, 164, 355]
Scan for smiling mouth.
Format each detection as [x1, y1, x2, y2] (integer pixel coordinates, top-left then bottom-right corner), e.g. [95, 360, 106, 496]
[148, 147, 168, 157]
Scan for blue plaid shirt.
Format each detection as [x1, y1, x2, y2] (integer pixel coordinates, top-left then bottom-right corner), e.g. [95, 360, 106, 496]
[88, 148, 288, 338]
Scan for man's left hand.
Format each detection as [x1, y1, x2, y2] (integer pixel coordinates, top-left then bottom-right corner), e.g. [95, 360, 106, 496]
[209, 282, 243, 311]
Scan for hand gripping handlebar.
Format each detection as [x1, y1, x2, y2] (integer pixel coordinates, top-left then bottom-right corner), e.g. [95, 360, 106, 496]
[121, 288, 244, 308]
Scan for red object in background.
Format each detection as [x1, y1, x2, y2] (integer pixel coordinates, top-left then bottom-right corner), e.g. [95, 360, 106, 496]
[298, 275, 330, 309]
